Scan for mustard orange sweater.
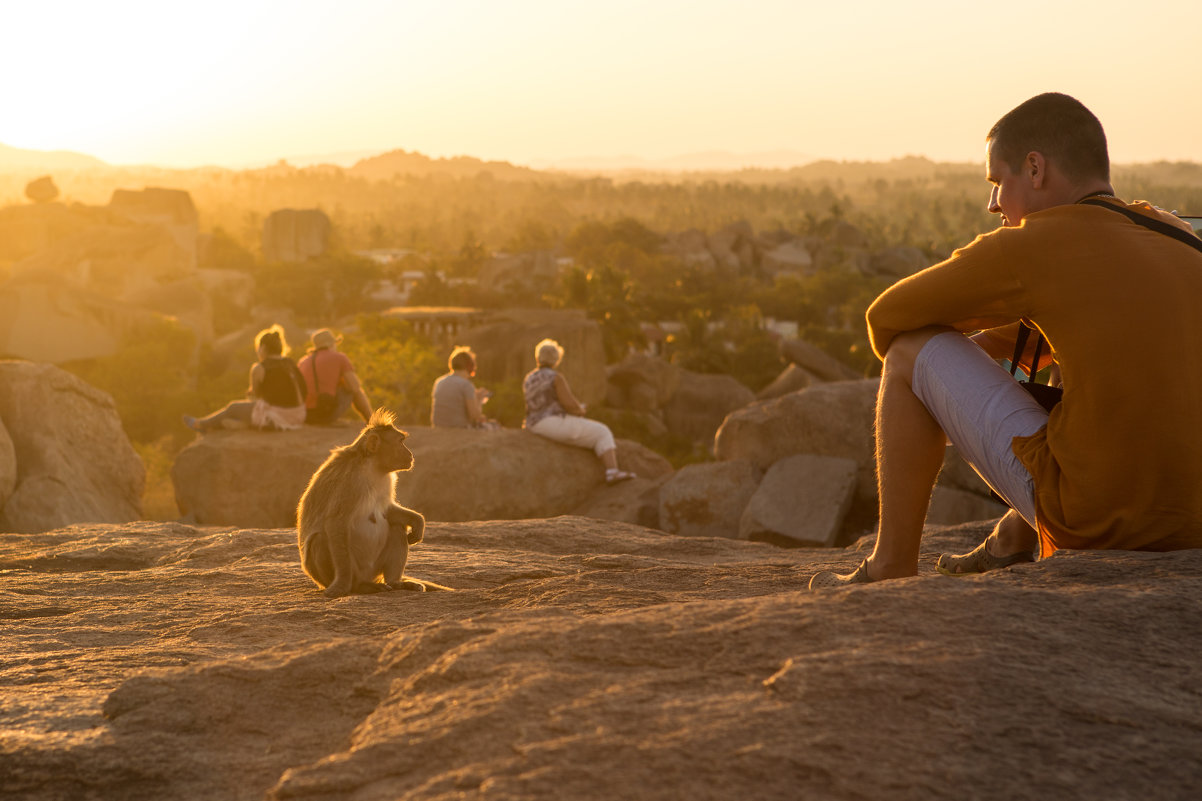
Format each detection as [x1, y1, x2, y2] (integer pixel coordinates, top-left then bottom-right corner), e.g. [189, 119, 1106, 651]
[867, 199, 1202, 555]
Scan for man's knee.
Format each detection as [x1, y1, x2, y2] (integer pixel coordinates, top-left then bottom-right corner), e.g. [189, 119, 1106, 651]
[884, 326, 958, 384]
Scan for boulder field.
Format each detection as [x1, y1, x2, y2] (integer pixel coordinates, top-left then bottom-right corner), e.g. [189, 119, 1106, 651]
[2, 518, 1199, 800]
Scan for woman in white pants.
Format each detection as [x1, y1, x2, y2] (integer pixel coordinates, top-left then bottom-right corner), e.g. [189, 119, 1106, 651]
[522, 338, 635, 484]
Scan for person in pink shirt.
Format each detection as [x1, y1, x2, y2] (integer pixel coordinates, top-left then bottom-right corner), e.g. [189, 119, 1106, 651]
[296, 328, 372, 425]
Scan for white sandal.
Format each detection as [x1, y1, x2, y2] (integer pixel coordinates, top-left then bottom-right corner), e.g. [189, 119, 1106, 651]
[605, 469, 636, 485]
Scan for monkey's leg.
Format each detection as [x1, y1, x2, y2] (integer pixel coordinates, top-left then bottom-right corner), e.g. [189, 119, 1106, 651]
[381, 515, 424, 591]
[322, 525, 356, 599]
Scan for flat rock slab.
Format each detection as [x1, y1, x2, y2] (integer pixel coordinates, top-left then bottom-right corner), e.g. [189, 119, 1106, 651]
[2, 519, 1200, 800]
[172, 425, 671, 527]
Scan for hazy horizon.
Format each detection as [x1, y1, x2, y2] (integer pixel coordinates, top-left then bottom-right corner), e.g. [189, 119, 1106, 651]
[4, 0, 1200, 170]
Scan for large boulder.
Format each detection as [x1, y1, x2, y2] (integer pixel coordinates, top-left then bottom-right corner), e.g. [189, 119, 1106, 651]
[0, 418, 16, 509]
[663, 369, 755, 444]
[658, 460, 761, 539]
[0, 282, 175, 364]
[778, 337, 862, 382]
[571, 476, 667, 530]
[755, 363, 819, 400]
[738, 453, 858, 547]
[171, 425, 669, 528]
[107, 187, 199, 271]
[715, 379, 879, 505]
[261, 208, 330, 263]
[605, 353, 681, 413]
[0, 361, 144, 533]
[459, 309, 607, 406]
[12, 215, 196, 298]
[24, 175, 58, 204]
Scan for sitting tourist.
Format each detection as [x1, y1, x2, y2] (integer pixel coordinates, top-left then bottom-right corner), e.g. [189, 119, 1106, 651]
[431, 346, 496, 428]
[522, 338, 634, 484]
[296, 328, 372, 425]
[184, 324, 306, 433]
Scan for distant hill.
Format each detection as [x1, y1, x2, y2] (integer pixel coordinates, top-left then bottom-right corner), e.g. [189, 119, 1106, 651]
[0, 142, 108, 171]
[534, 149, 817, 173]
[348, 149, 549, 183]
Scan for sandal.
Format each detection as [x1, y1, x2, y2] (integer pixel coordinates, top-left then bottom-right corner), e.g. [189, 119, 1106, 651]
[808, 559, 874, 590]
[935, 539, 1034, 576]
[605, 469, 636, 485]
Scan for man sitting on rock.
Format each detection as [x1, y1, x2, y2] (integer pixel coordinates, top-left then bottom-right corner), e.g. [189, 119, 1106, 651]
[810, 92, 1202, 588]
[297, 328, 373, 425]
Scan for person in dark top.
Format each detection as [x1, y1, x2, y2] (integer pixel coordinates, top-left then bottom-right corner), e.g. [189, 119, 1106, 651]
[184, 324, 307, 433]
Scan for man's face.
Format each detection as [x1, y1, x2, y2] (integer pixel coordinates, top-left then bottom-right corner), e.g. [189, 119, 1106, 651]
[985, 141, 1040, 226]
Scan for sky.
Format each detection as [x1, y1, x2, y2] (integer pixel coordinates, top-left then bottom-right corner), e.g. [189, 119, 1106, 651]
[3, 0, 1200, 169]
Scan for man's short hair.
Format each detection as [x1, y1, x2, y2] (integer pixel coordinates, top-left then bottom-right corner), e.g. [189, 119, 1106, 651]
[449, 346, 475, 372]
[987, 92, 1110, 183]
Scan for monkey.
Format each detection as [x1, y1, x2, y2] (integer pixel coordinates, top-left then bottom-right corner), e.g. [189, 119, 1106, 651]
[297, 408, 427, 598]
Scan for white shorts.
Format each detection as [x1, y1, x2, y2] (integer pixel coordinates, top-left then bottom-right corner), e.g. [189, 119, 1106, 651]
[911, 333, 1048, 528]
[529, 414, 616, 457]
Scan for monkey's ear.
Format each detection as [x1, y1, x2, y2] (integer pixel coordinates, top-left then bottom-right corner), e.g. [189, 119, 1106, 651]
[364, 431, 380, 454]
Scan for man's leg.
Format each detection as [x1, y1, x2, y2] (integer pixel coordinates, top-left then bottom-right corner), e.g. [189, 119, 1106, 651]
[865, 327, 957, 579]
[812, 329, 1047, 587]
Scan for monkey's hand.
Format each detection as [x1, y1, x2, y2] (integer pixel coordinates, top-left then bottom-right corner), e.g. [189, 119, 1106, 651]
[388, 505, 425, 545]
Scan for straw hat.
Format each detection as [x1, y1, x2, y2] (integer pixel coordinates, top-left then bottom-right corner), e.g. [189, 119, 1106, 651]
[310, 329, 341, 350]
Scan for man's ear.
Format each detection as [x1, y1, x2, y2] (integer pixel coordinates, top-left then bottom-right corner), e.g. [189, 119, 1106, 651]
[1025, 151, 1047, 189]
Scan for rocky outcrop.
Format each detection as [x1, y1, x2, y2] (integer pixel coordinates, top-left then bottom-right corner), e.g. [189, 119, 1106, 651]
[0, 361, 144, 533]
[0, 417, 16, 509]
[658, 460, 761, 538]
[24, 175, 58, 203]
[716, 379, 880, 505]
[0, 282, 171, 363]
[4, 518, 1199, 801]
[662, 369, 755, 444]
[107, 187, 199, 271]
[715, 379, 1008, 540]
[171, 425, 671, 528]
[778, 337, 862, 383]
[605, 352, 681, 412]
[755, 362, 819, 400]
[261, 208, 331, 263]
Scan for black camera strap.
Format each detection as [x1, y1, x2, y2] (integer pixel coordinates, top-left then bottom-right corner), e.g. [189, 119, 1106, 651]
[1009, 321, 1045, 382]
[1078, 197, 1202, 255]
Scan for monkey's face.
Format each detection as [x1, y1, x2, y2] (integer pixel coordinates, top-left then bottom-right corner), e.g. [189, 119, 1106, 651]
[370, 426, 415, 473]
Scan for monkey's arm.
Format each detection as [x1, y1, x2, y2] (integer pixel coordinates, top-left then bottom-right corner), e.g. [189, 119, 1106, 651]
[387, 504, 425, 545]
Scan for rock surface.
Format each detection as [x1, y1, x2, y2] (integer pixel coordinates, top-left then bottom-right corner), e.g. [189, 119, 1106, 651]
[2, 518, 1199, 801]
[172, 425, 671, 528]
[0, 361, 144, 532]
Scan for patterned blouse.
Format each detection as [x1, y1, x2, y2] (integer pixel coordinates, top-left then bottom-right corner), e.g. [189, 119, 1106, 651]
[522, 367, 566, 428]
